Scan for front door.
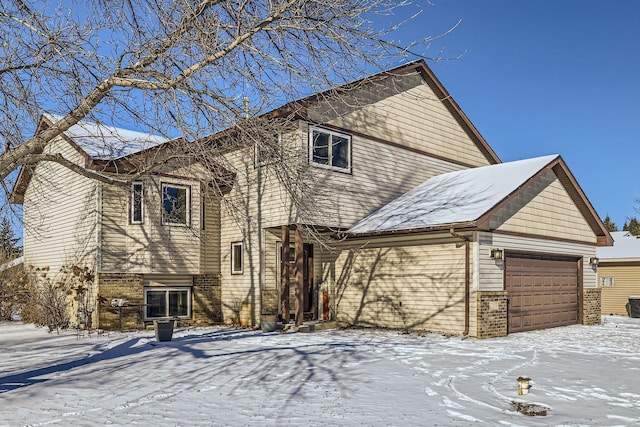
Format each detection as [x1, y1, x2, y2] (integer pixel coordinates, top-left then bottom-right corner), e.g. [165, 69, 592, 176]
[278, 242, 314, 320]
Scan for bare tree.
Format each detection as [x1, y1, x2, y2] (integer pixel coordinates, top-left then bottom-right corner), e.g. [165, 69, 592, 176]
[0, 0, 443, 191]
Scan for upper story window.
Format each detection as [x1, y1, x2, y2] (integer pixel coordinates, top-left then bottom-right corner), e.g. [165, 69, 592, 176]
[162, 183, 190, 226]
[131, 182, 144, 224]
[256, 133, 282, 167]
[309, 126, 351, 173]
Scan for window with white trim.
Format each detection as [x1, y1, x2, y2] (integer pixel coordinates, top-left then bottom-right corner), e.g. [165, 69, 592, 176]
[231, 241, 243, 274]
[162, 183, 190, 226]
[131, 182, 144, 224]
[309, 126, 351, 172]
[144, 287, 191, 319]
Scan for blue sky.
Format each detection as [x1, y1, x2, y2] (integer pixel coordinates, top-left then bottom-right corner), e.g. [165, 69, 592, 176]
[395, 0, 639, 229]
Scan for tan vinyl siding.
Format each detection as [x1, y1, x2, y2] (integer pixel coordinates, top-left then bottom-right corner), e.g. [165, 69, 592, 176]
[478, 232, 596, 292]
[331, 87, 490, 166]
[100, 174, 213, 275]
[23, 137, 98, 275]
[99, 183, 132, 271]
[143, 274, 194, 287]
[200, 186, 221, 274]
[303, 128, 469, 229]
[497, 178, 597, 244]
[598, 263, 640, 316]
[333, 241, 469, 335]
[312, 75, 492, 168]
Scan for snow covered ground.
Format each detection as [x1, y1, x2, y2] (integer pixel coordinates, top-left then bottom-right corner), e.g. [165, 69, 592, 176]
[1, 316, 639, 427]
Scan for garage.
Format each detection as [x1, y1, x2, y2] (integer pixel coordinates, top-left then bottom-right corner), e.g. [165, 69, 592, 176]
[505, 254, 580, 333]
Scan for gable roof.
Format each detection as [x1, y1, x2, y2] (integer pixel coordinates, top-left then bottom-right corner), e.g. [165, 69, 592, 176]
[10, 115, 177, 203]
[43, 114, 169, 160]
[259, 59, 501, 166]
[597, 231, 640, 260]
[347, 154, 613, 246]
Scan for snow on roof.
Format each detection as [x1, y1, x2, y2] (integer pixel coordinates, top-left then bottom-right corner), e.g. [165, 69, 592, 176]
[44, 114, 169, 160]
[597, 231, 640, 259]
[348, 155, 559, 234]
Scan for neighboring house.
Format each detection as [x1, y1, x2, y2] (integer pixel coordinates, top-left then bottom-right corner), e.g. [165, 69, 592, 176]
[12, 60, 612, 337]
[597, 231, 640, 316]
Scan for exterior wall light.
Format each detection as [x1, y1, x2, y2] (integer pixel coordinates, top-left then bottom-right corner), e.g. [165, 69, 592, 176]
[589, 257, 599, 267]
[490, 248, 504, 260]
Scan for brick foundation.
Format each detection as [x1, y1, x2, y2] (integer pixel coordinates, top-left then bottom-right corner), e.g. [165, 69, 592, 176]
[582, 287, 601, 326]
[97, 273, 145, 331]
[477, 291, 508, 339]
[192, 274, 223, 325]
[97, 272, 223, 331]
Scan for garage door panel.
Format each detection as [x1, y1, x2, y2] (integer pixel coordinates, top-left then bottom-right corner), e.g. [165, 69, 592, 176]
[506, 255, 579, 333]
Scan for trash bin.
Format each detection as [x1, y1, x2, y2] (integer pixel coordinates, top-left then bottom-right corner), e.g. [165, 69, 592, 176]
[260, 314, 277, 332]
[629, 296, 640, 318]
[154, 320, 174, 342]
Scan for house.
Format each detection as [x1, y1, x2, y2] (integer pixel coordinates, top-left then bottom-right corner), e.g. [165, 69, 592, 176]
[12, 60, 612, 337]
[597, 231, 640, 316]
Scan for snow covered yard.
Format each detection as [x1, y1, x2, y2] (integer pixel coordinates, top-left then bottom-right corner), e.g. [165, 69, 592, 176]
[1, 317, 639, 426]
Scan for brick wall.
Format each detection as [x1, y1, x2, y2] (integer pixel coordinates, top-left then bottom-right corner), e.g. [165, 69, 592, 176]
[476, 291, 508, 339]
[582, 287, 601, 326]
[192, 273, 222, 325]
[97, 273, 145, 331]
[97, 273, 223, 330]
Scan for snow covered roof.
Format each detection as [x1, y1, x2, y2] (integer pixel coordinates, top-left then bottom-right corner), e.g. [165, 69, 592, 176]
[348, 155, 559, 234]
[44, 114, 169, 160]
[597, 231, 640, 260]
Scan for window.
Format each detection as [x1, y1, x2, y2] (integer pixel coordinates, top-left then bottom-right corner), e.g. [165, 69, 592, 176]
[231, 241, 243, 274]
[131, 182, 144, 224]
[162, 183, 190, 225]
[309, 126, 351, 172]
[256, 133, 282, 167]
[144, 288, 191, 319]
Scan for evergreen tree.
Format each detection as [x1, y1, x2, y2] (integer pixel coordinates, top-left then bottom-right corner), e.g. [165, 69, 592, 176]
[603, 215, 618, 232]
[623, 217, 640, 236]
[0, 218, 20, 262]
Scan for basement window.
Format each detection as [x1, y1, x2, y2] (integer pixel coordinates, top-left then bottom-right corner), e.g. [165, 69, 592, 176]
[144, 288, 191, 319]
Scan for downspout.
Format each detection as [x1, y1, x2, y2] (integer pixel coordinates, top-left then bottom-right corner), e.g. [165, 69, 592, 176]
[450, 228, 470, 336]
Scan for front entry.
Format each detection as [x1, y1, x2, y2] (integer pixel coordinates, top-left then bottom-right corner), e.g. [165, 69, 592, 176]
[278, 242, 314, 321]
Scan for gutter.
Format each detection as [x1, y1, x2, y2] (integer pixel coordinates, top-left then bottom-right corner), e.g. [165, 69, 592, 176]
[449, 227, 470, 336]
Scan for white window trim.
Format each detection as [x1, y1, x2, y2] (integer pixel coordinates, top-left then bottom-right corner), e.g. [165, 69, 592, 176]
[308, 126, 351, 173]
[143, 287, 192, 320]
[131, 181, 144, 224]
[231, 241, 244, 275]
[161, 182, 191, 227]
[255, 133, 283, 167]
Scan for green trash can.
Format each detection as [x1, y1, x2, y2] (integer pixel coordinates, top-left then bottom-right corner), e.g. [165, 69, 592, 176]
[629, 297, 640, 318]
